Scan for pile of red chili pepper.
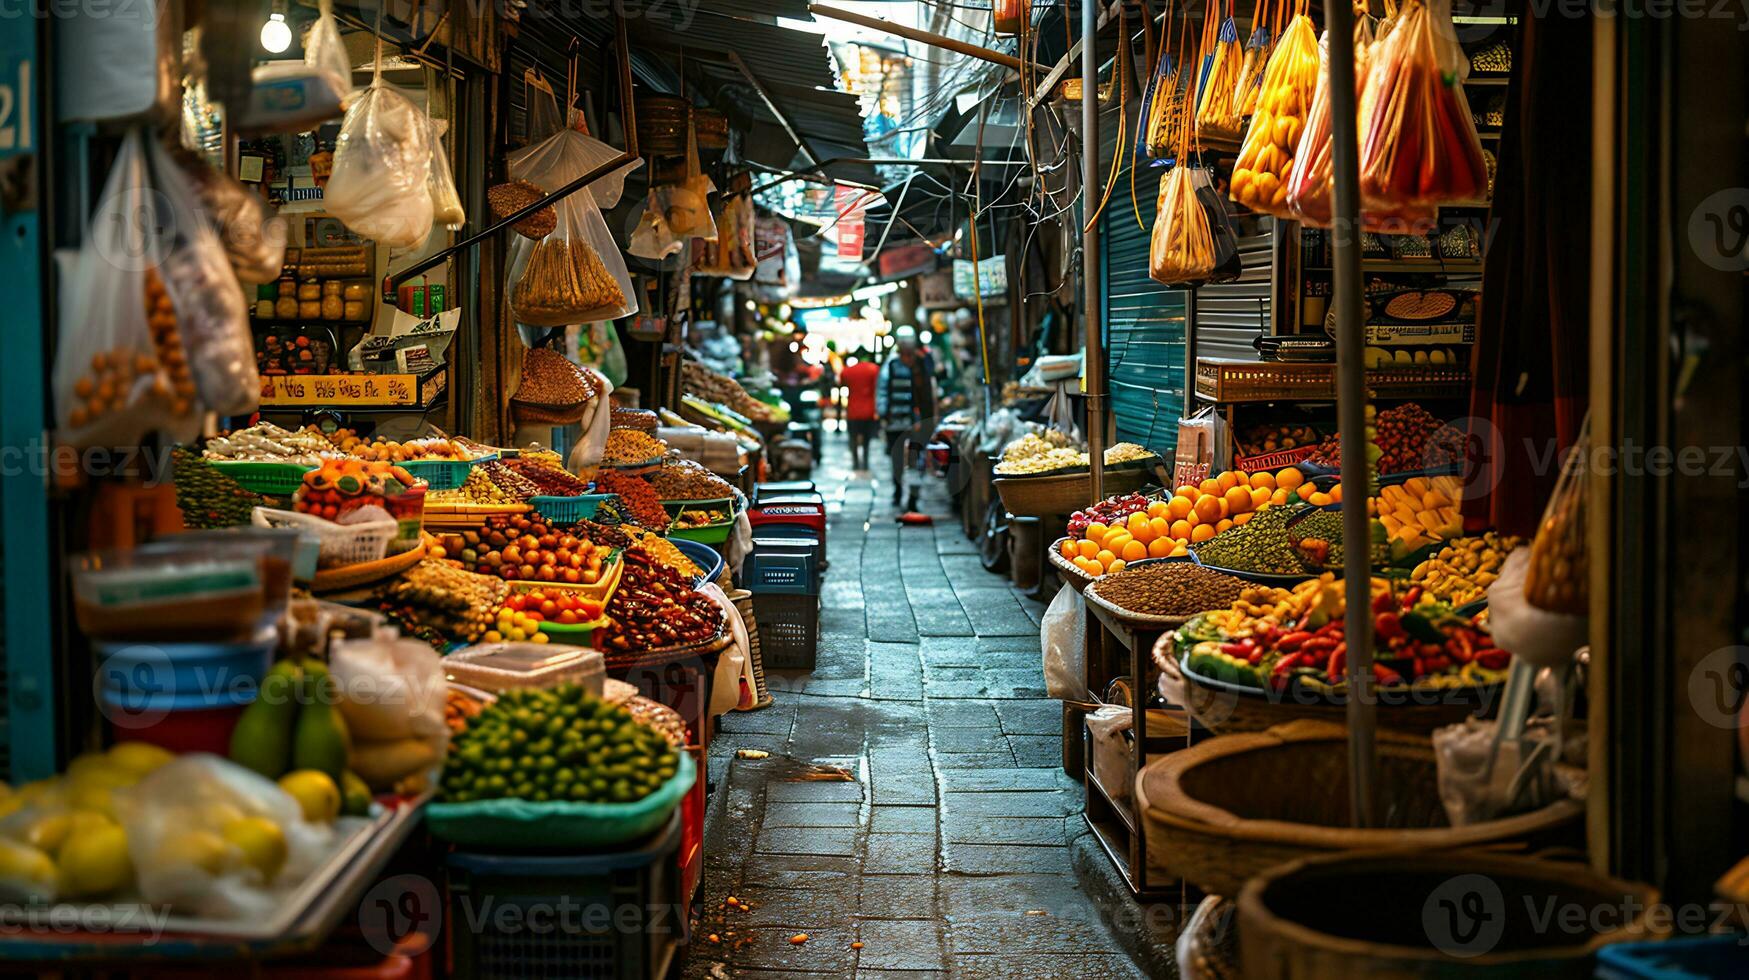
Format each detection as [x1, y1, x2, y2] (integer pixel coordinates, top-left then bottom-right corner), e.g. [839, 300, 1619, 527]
[1204, 585, 1508, 691]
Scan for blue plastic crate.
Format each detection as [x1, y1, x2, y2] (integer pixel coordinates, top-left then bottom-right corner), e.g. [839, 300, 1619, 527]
[443, 813, 683, 980]
[1596, 936, 1749, 980]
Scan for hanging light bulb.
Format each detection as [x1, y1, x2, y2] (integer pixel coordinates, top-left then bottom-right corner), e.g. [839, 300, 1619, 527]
[260, 11, 293, 53]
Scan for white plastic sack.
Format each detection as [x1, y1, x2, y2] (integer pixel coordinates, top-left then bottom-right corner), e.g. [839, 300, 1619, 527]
[305, 0, 353, 103]
[506, 110, 642, 209]
[1086, 706, 1133, 805]
[565, 366, 616, 472]
[55, 133, 195, 449]
[1483, 549, 1588, 670]
[325, 82, 434, 249]
[330, 633, 448, 742]
[1042, 586, 1088, 700]
[120, 754, 334, 920]
[507, 121, 639, 327]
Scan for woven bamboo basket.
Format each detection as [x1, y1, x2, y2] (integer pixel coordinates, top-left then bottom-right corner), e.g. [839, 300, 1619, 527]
[1152, 632, 1497, 736]
[1047, 537, 1099, 593]
[1237, 849, 1660, 979]
[635, 95, 690, 155]
[694, 108, 729, 149]
[601, 629, 732, 673]
[994, 465, 1151, 518]
[1134, 721, 1587, 898]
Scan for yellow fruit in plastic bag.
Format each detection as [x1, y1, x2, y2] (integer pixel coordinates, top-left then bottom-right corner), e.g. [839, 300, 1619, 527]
[278, 770, 341, 824]
[57, 823, 132, 897]
[22, 812, 73, 852]
[1231, 14, 1321, 218]
[0, 838, 59, 903]
[149, 828, 234, 876]
[221, 816, 287, 883]
[107, 743, 176, 777]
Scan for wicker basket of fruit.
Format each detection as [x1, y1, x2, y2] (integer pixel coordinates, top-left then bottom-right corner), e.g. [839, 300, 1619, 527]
[995, 466, 1153, 519]
[1048, 537, 1100, 593]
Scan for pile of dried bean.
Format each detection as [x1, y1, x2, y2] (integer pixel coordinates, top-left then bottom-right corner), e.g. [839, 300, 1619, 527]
[1089, 562, 1248, 618]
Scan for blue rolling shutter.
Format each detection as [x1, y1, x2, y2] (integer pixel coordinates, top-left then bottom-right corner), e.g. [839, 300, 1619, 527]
[1100, 154, 1189, 460]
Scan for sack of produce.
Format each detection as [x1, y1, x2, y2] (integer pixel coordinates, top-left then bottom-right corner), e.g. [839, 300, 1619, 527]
[658, 120, 717, 240]
[54, 129, 261, 447]
[1522, 416, 1589, 615]
[1189, 166, 1243, 282]
[1229, 10, 1319, 216]
[1230, 0, 1279, 119]
[324, 79, 434, 249]
[1149, 165, 1217, 285]
[1138, 48, 1184, 160]
[1357, 0, 1489, 207]
[122, 755, 336, 920]
[1194, 0, 1247, 142]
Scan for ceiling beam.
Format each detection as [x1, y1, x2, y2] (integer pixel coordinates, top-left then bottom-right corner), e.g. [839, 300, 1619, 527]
[728, 50, 823, 169]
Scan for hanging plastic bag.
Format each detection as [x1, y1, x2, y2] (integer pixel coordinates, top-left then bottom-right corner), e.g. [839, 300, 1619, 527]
[510, 193, 636, 326]
[425, 114, 465, 230]
[325, 79, 434, 249]
[523, 68, 564, 146]
[1523, 415, 1589, 615]
[506, 109, 643, 210]
[1149, 166, 1217, 285]
[331, 633, 449, 791]
[1194, 0, 1246, 142]
[1229, 9, 1319, 217]
[171, 144, 286, 285]
[1139, 49, 1182, 159]
[1042, 586, 1088, 699]
[146, 137, 260, 416]
[629, 192, 685, 260]
[1358, 0, 1489, 207]
[661, 120, 717, 240]
[692, 181, 757, 279]
[55, 133, 199, 448]
[1190, 166, 1242, 283]
[238, 0, 349, 132]
[305, 0, 353, 104]
[1230, 0, 1277, 119]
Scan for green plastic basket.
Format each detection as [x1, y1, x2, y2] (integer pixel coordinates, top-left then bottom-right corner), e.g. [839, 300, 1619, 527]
[402, 454, 494, 491]
[425, 752, 695, 849]
[207, 460, 316, 496]
[536, 615, 610, 644]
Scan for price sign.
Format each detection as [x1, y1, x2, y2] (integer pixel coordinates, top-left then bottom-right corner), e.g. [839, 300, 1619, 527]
[260, 374, 419, 407]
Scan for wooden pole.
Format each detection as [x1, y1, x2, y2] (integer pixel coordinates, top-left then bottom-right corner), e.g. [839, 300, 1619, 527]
[809, 3, 1028, 72]
[1083, 0, 1107, 502]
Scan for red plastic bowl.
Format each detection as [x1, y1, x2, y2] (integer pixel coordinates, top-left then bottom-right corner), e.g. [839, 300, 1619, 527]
[104, 703, 247, 755]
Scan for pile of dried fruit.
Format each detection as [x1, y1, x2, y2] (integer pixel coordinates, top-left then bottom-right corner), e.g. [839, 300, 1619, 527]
[645, 458, 733, 500]
[378, 560, 508, 647]
[601, 428, 666, 466]
[478, 460, 541, 500]
[429, 467, 519, 505]
[598, 550, 725, 652]
[1088, 562, 1248, 619]
[1410, 532, 1523, 607]
[1306, 403, 1462, 475]
[501, 456, 591, 496]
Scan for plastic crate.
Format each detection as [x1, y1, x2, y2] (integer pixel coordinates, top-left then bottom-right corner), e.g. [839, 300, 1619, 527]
[444, 813, 684, 980]
[207, 460, 317, 495]
[401, 454, 493, 491]
[529, 493, 619, 524]
[745, 551, 816, 596]
[752, 592, 819, 669]
[1596, 937, 1749, 979]
[756, 479, 816, 501]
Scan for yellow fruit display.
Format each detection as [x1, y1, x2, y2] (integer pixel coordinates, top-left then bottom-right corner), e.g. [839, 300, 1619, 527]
[106, 742, 176, 777]
[1367, 475, 1467, 559]
[0, 839, 59, 902]
[150, 829, 234, 876]
[278, 770, 341, 824]
[1230, 15, 1320, 217]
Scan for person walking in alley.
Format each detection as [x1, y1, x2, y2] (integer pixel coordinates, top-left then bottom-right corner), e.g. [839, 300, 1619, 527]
[841, 348, 880, 471]
[876, 328, 937, 510]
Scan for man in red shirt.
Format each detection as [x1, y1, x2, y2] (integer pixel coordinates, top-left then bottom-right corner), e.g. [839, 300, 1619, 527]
[840, 348, 880, 471]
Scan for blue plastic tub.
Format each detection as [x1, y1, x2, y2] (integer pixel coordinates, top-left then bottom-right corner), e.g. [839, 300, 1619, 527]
[95, 624, 276, 702]
[671, 537, 724, 587]
[1596, 937, 1749, 979]
[402, 454, 495, 491]
[530, 494, 619, 524]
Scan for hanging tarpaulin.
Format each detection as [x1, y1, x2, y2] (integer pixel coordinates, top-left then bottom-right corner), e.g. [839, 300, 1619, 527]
[834, 185, 867, 263]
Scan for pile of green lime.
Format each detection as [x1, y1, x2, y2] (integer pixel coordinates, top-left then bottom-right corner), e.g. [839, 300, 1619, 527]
[440, 685, 679, 805]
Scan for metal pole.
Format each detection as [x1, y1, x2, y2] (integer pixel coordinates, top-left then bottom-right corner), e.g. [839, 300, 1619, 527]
[1326, 0, 1379, 828]
[1082, 0, 1107, 502]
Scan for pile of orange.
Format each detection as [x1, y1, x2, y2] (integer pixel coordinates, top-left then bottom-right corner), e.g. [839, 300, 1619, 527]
[1061, 467, 1316, 576]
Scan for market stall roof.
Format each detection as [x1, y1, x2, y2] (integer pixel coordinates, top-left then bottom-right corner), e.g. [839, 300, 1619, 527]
[609, 1, 878, 189]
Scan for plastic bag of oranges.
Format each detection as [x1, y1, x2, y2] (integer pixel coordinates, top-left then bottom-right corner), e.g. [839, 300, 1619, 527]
[1229, 10, 1319, 216]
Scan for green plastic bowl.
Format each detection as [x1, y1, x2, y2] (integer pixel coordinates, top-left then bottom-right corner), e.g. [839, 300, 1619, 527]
[425, 751, 695, 849]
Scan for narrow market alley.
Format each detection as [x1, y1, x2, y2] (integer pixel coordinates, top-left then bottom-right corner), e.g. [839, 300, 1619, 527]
[689, 440, 1147, 979]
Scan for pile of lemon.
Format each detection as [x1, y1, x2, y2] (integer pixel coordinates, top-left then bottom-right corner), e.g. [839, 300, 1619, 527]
[1059, 466, 1318, 577]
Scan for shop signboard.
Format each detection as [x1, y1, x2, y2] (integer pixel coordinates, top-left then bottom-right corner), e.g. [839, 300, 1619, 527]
[952, 256, 1007, 303]
[260, 374, 420, 406]
[878, 243, 937, 281]
[917, 270, 957, 309]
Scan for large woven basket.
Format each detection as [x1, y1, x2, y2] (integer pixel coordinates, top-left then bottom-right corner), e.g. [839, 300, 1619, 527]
[1047, 537, 1098, 593]
[994, 465, 1151, 519]
[1237, 849, 1660, 979]
[1153, 632, 1496, 736]
[635, 95, 690, 155]
[1134, 721, 1587, 898]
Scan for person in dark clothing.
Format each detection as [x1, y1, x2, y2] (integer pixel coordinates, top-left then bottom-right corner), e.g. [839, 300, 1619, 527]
[841, 348, 880, 471]
[875, 329, 937, 510]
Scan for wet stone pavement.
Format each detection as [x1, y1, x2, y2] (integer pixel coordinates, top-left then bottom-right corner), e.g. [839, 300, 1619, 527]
[685, 444, 1147, 979]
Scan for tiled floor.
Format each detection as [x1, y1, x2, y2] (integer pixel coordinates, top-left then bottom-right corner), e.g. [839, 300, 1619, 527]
[686, 440, 1145, 979]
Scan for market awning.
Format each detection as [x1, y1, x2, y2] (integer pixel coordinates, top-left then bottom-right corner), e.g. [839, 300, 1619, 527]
[611, 1, 877, 189]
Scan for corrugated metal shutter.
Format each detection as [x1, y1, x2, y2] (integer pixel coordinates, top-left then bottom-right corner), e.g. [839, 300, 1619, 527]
[1193, 217, 1277, 361]
[1100, 157, 1189, 459]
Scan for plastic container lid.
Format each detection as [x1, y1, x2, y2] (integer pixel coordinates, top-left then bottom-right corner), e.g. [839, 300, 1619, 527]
[443, 643, 605, 695]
